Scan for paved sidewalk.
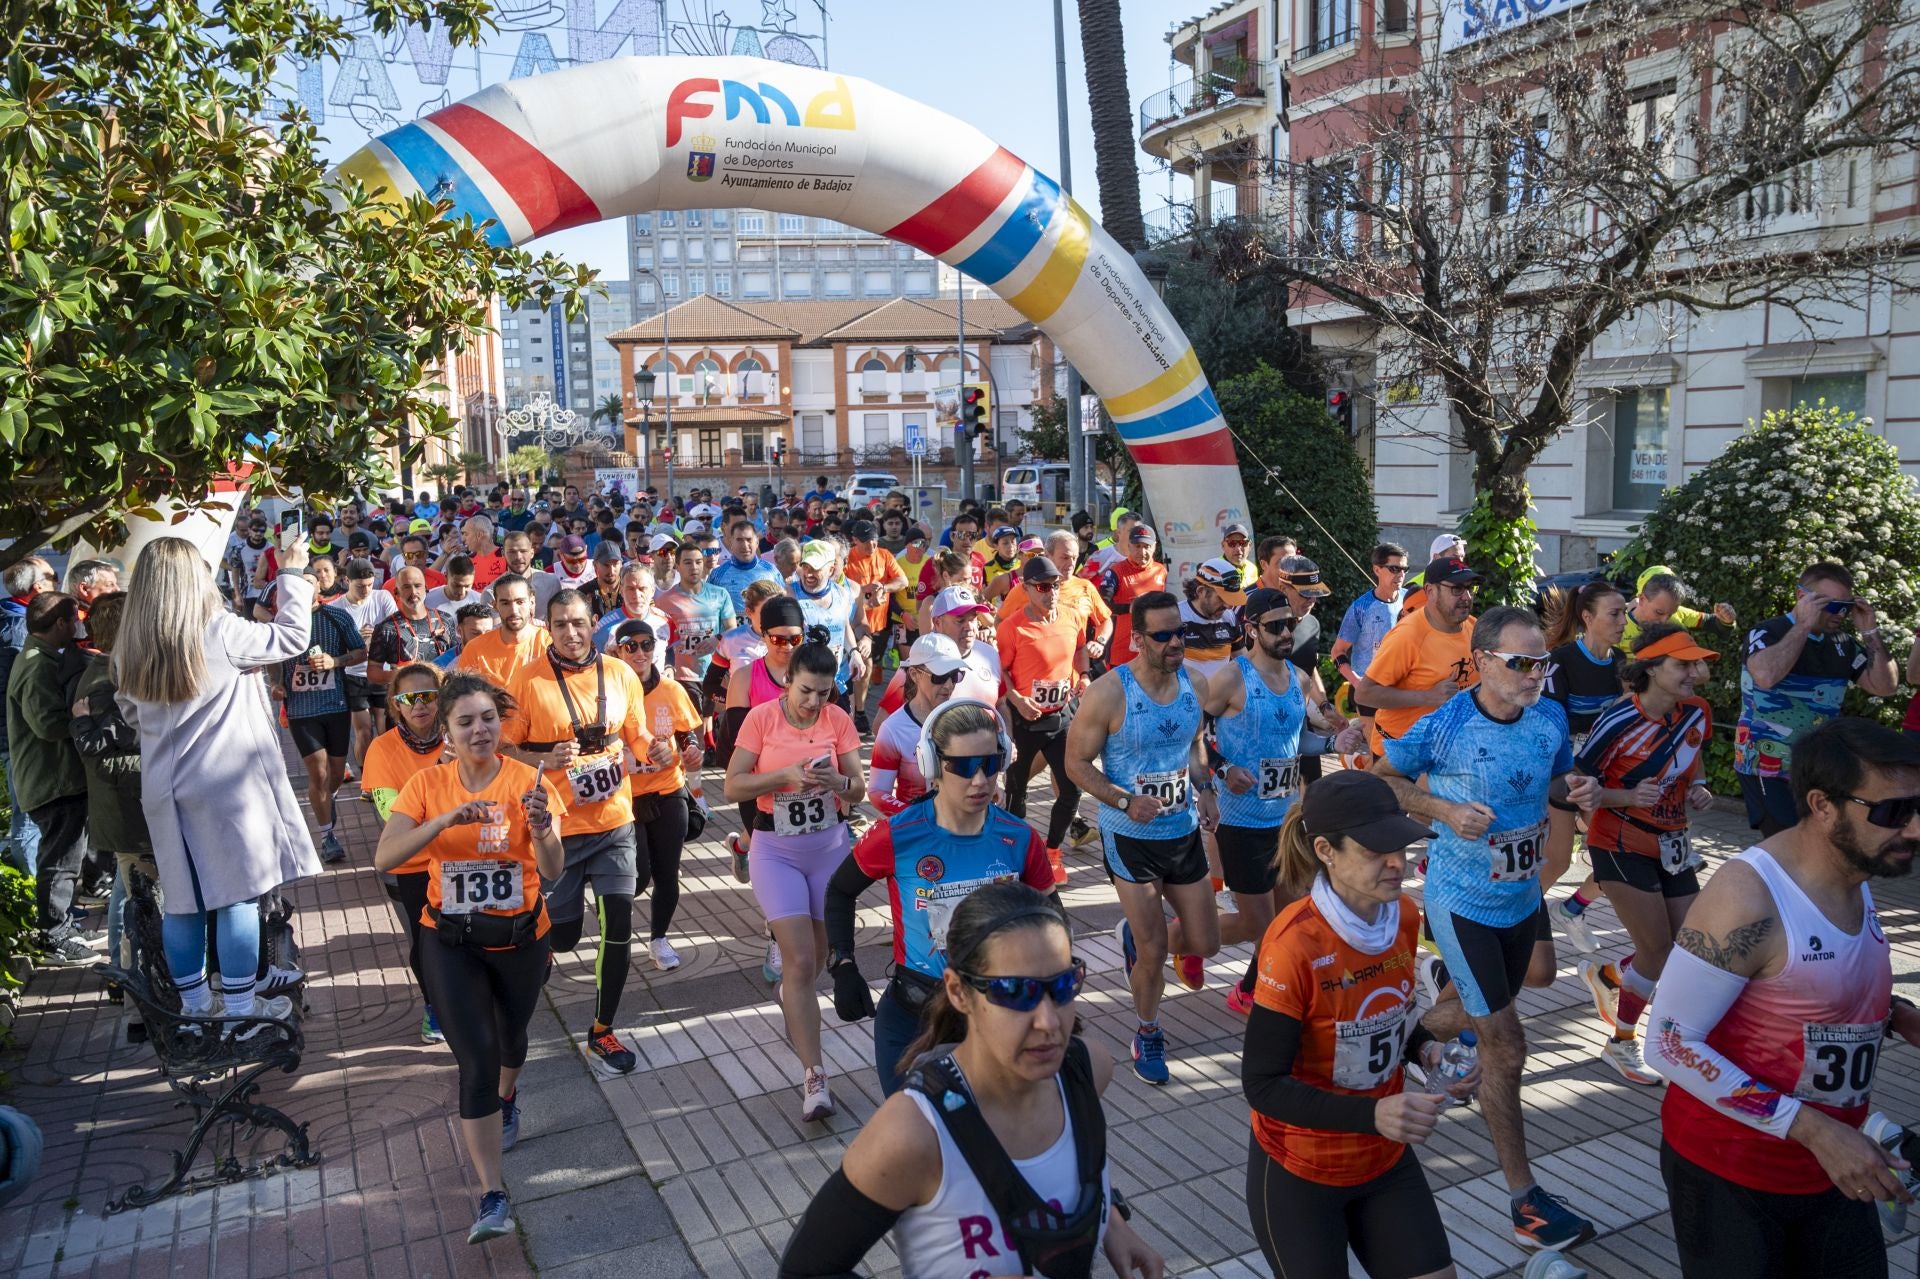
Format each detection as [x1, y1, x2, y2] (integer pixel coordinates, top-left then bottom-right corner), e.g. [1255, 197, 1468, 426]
[6, 737, 1920, 1277]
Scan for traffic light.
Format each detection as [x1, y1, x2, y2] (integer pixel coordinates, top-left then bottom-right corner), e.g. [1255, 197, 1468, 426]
[960, 383, 990, 442]
[1326, 388, 1353, 434]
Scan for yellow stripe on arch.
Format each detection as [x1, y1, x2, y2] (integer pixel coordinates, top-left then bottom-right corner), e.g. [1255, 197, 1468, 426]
[336, 146, 410, 218]
[1105, 347, 1204, 420]
[1006, 201, 1092, 323]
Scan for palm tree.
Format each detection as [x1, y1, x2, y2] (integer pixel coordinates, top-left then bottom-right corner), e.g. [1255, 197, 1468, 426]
[424, 461, 462, 493]
[457, 450, 489, 484]
[589, 393, 627, 444]
[1078, 0, 1148, 253]
[505, 446, 551, 487]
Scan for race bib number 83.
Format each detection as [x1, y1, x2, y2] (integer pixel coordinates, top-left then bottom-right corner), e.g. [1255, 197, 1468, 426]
[773, 792, 836, 836]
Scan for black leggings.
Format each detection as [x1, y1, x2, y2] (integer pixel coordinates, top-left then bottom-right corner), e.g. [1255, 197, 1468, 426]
[1004, 714, 1079, 848]
[1245, 1133, 1451, 1279]
[420, 935, 549, 1119]
[634, 795, 690, 939]
[384, 871, 431, 997]
[1661, 1141, 1886, 1279]
[548, 894, 634, 1029]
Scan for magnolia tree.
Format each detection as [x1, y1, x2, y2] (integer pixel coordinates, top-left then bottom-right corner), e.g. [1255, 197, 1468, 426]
[0, 0, 596, 570]
[1180, 0, 1920, 598]
[1618, 404, 1920, 774]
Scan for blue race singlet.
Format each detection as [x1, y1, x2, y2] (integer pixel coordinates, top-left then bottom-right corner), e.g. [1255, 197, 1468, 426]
[1098, 664, 1202, 840]
[1216, 655, 1307, 830]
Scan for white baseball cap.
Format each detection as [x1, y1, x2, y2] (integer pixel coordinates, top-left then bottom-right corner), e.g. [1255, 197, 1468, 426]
[932, 585, 990, 617]
[1430, 532, 1466, 559]
[648, 533, 680, 554]
[903, 633, 970, 676]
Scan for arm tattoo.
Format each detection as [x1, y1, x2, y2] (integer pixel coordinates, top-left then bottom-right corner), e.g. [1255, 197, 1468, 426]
[1675, 917, 1776, 971]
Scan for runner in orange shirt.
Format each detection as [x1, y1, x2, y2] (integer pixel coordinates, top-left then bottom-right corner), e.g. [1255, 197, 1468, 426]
[843, 519, 907, 731]
[456, 573, 546, 686]
[997, 555, 1087, 883]
[1351, 557, 1480, 756]
[1243, 771, 1476, 1278]
[999, 529, 1114, 666]
[374, 671, 566, 1247]
[1089, 524, 1168, 662]
[502, 588, 669, 1078]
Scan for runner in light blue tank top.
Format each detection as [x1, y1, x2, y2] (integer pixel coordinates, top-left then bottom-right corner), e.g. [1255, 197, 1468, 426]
[1215, 654, 1307, 830]
[1098, 664, 1202, 844]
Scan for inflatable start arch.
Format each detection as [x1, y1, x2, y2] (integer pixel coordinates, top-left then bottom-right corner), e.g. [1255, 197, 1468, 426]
[334, 56, 1249, 573]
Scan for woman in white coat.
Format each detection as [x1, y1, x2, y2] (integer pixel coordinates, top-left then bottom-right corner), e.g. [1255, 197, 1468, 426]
[116, 535, 321, 1021]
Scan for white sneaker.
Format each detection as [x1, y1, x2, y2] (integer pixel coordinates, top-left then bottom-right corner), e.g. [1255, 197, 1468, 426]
[1577, 957, 1622, 1030]
[762, 935, 783, 985]
[1414, 950, 1450, 1019]
[1553, 897, 1599, 954]
[800, 1067, 835, 1122]
[649, 938, 681, 971]
[229, 995, 295, 1040]
[1599, 1036, 1662, 1086]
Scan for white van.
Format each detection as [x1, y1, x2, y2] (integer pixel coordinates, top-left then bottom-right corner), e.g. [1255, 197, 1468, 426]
[1002, 463, 1113, 515]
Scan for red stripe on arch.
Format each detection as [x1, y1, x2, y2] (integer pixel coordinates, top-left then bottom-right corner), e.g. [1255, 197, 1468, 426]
[885, 147, 1026, 257]
[1131, 431, 1239, 468]
[426, 104, 602, 237]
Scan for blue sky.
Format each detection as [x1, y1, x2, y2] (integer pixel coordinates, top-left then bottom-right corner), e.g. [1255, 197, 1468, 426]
[311, 0, 1203, 279]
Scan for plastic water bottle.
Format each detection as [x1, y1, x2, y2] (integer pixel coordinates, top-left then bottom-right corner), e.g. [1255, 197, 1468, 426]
[1433, 1031, 1478, 1108]
[1860, 1112, 1920, 1236]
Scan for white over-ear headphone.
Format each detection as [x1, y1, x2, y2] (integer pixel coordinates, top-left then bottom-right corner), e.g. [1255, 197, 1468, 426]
[914, 696, 1015, 787]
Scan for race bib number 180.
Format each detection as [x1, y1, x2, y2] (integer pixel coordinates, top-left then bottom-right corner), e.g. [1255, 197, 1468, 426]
[1487, 821, 1547, 882]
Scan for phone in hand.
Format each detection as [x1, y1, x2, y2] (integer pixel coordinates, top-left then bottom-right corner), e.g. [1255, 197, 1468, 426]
[280, 508, 303, 537]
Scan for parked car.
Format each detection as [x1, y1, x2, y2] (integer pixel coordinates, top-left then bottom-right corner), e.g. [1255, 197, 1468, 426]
[842, 472, 902, 509]
[1002, 463, 1116, 518]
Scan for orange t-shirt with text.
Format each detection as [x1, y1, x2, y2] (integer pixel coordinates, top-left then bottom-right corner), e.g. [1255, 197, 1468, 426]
[392, 757, 567, 938]
[1363, 608, 1477, 753]
[632, 676, 703, 797]
[996, 607, 1081, 706]
[1252, 894, 1424, 1186]
[502, 656, 651, 834]
[362, 727, 445, 873]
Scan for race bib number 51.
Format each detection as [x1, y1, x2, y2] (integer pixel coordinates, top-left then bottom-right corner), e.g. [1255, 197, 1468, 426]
[1487, 821, 1547, 883]
[1332, 1004, 1408, 1091]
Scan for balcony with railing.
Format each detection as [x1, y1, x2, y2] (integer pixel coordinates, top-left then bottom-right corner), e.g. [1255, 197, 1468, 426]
[1139, 57, 1272, 158]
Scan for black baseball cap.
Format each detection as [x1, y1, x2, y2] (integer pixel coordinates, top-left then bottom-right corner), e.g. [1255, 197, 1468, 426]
[1423, 557, 1484, 587]
[1300, 771, 1435, 852]
[1021, 554, 1063, 583]
[1242, 587, 1292, 621]
[847, 519, 877, 542]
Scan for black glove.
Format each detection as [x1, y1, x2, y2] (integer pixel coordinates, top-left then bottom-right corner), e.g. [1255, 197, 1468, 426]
[831, 955, 875, 1023]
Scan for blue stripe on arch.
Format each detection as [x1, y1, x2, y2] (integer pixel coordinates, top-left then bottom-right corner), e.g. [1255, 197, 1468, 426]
[954, 169, 1061, 284]
[1112, 387, 1222, 442]
[377, 123, 514, 247]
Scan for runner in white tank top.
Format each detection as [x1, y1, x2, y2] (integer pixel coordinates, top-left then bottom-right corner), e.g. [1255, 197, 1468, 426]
[1647, 717, 1920, 1279]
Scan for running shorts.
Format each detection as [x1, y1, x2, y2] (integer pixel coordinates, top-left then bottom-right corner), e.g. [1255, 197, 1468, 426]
[545, 824, 638, 922]
[287, 711, 351, 759]
[750, 824, 851, 923]
[1590, 844, 1701, 899]
[1216, 822, 1283, 896]
[1103, 827, 1208, 887]
[343, 673, 386, 712]
[1425, 901, 1549, 1018]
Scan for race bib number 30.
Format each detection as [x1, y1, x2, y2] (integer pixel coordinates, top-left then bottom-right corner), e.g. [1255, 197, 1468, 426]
[1794, 1022, 1882, 1108]
[1487, 821, 1547, 883]
[1332, 1004, 1408, 1091]
[439, 859, 523, 915]
[1256, 757, 1300, 802]
[567, 753, 626, 805]
[1135, 769, 1190, 811]
[772, 791, 836, 836]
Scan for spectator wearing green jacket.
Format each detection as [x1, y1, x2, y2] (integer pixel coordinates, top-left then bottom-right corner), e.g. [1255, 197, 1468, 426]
[4, 592, 91, 960]
[67, 592, 154, 975]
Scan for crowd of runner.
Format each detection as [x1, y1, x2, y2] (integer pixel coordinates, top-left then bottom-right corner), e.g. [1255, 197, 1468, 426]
[5, 473, 1917, 1278]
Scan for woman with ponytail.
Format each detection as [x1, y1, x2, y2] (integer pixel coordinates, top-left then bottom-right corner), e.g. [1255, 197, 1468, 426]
[724, 638, 866, 1123]
[780, 882, 1163, 1279]
[1539, 580, 1628, 953]
[1243, 771, 1477, 1279]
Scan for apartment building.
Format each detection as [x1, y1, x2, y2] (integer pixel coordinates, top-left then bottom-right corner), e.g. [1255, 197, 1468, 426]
[1145, 0, 1917, 571]
[626, 210, 943, 316]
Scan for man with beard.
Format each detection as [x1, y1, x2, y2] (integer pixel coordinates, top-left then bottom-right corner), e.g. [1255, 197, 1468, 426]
[1066, 591, 1220, 1085]
[368, 567, 454, 681]
[226, 516, 273, 616]
[533, 535, 596, 617]
[1373, 606, 1600, 1252]
[456, 574, 546, 687]
[1353, 555, 1481, 759]
[1649, 716, 1920, 1279]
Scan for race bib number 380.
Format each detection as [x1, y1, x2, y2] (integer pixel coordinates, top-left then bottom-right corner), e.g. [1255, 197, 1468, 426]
[439, 859, 523, 915]
[1487, 821, 1547, 883]
[567, 753, 626, 805]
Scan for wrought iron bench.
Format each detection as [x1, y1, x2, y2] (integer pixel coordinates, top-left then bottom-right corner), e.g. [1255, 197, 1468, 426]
[96, 870, 318, 1213]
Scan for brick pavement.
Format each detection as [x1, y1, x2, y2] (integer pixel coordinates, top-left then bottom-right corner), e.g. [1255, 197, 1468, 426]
[6, 731, 1920, 1277]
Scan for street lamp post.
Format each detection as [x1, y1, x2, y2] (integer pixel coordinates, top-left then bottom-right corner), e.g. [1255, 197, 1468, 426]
[633, 266, 673, 504]
[633, 367, 655, 493]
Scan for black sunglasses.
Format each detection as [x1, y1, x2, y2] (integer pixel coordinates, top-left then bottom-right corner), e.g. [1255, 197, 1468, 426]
[615, 637, 656, 654]
[1256, 616, 1298, 636]
[955, 959, 1087, 1012]
[923, 668, 963, 685]
[1835, 792, 1920, 829]
[940, 751, 1006, 779]
[1142, 627, 1184, 644]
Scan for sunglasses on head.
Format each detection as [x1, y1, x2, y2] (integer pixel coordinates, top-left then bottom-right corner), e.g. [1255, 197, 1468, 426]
[391, 690, 440, 708]
[940, 751, 1006, 779]
[955, 959, 1087, 1012]
[1143, 627, 1184, 644]
[766, 633, 804, 648]
[1256, 616, 1298, 636]
[615, 637, 656, 654]
[1835, 792, 1920, 829]
[1485, 650, 1555, 675]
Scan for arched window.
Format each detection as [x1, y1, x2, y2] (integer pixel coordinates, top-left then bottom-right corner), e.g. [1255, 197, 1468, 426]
[861, 357, 886, 372]
[695, 357, 721, 403]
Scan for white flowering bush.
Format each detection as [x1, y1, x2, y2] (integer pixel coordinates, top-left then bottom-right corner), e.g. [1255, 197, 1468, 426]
[1619, 403, 1920, 784]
